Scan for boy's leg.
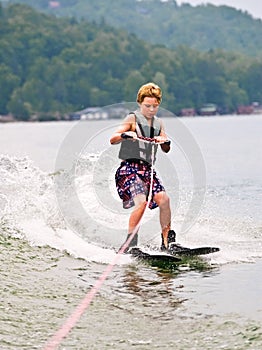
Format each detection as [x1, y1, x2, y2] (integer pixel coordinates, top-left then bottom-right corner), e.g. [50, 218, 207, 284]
[154, 191, 175, 249]
[119, 194, 147, 253]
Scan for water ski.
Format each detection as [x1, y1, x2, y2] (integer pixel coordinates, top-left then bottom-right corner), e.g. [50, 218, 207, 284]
[168, 243, 220, 256]
[129, 244, 219, 263]
[129, 247, 181, 263]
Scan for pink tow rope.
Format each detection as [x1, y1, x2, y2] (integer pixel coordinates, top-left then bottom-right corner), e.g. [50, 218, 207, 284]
[43, 136, 161, 349]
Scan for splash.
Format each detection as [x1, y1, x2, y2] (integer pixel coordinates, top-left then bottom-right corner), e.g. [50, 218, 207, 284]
[1, 154, 261, 265]
[0, 154, 129, 265]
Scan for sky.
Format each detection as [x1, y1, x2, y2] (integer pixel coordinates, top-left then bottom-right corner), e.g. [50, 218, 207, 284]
[176, 0, 262, 19]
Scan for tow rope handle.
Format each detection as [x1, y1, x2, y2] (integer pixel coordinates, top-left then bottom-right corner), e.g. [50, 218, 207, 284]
[121, 133, 171, 145]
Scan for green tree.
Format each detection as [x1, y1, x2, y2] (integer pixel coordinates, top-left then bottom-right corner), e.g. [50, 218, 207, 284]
[1, 3, 261, 119]
[7, 87, 31, 120]
[241, 62, 262, 103]
[123, 70, 146, 102]
[226, 81, 248, 111]
[186, 77, 205, 108]
[0, 64, 20, 114]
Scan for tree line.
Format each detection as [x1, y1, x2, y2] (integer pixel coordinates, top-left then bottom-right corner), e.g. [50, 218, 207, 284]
[7, 0, 262, 57]
[0, 4, 261, 120]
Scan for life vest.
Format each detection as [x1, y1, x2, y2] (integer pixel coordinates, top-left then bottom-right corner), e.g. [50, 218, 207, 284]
[118, 110, 161, 164]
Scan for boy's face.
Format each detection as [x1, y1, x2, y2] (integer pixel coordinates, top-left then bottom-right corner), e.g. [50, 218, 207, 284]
[139, 97, 160, 119]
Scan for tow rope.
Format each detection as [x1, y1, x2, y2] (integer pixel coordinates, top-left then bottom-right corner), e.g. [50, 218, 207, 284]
[43, 135, 161, 350]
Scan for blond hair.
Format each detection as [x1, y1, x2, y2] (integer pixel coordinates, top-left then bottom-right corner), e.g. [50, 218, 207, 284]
[136, 82, 162, 104]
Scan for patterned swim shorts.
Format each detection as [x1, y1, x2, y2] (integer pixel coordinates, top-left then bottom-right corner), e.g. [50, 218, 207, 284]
[115, 159, 165, 209]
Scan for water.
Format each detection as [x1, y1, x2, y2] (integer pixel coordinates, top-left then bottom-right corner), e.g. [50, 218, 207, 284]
[0, 115, 262, 349]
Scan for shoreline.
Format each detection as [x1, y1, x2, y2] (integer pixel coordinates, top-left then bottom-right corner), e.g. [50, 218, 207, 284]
[1, 113, 262, 124]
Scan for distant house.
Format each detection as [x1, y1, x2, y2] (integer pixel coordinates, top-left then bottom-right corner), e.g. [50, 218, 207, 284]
[252, 102, 262, 114]
[0, 114, 15, 123]
[80, 108, 108, 121]
[199, 103, 218, 116]
[237, 105, 254, 115]
[180, 108, 196, 117]
[70, 105, 131, 121]
[70, 107, 107, 121]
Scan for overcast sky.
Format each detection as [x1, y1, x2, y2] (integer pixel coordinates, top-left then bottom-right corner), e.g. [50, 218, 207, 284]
[177, 0, 262, 19]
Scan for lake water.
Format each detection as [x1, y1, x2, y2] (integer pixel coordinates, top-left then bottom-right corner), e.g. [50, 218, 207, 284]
[0, 115, 262, 349]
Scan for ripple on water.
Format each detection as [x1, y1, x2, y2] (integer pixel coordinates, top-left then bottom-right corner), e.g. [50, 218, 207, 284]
[1, 234, 262, 350]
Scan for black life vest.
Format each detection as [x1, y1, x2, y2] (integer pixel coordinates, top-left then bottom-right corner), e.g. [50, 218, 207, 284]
[118, 110, 161, 164]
